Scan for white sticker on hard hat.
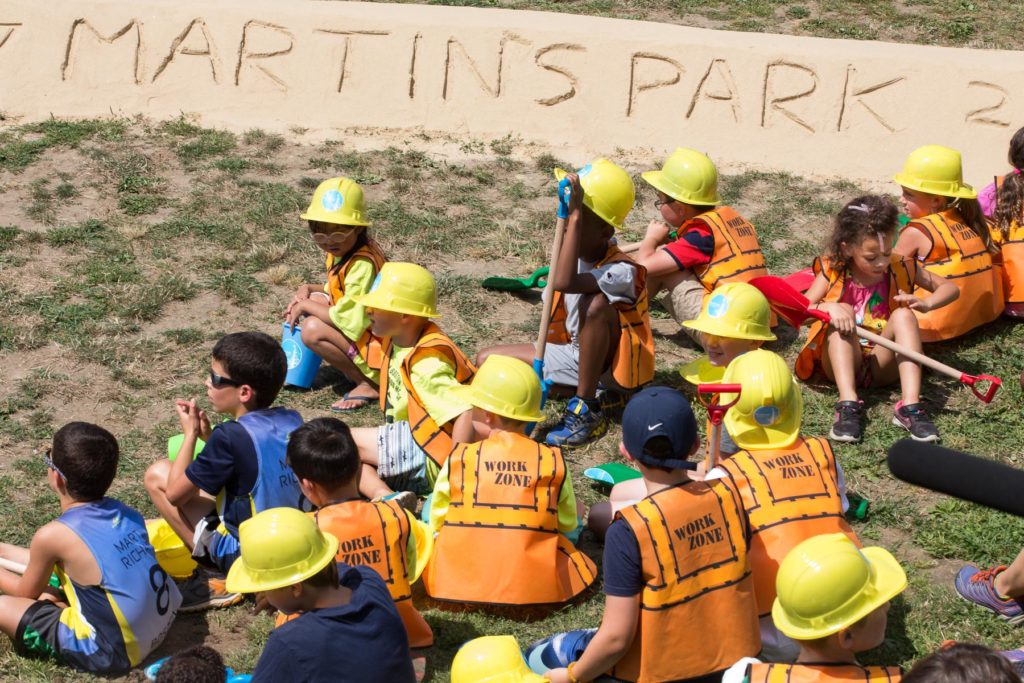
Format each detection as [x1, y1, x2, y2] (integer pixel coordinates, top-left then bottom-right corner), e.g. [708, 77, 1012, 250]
[321, 190, 344, 212]
[368, 272, 382, 293]
[754, 406, 780, 426]
[707, 294, 729, 318]
[577, 164, 593, 177]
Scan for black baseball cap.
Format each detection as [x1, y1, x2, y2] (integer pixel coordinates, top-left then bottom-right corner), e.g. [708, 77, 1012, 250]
[621, 386, 698, 470]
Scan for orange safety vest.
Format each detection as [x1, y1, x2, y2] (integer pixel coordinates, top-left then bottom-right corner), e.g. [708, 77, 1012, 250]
[423, 430, 597, 606]
[747, 662, 902, 682]
[688, 206, 769, 292]
[903, 209, 1002, 342]
[994, 221, 1024, 312]
[378, 323, 476, 468]
[547, 246, 655, 389]
[325, 240, 387, 370]
[795, 255, 916, 381]
[719, 436, 859, 616]
[273, 499, 433, 648]
[610, 479, 759, 682]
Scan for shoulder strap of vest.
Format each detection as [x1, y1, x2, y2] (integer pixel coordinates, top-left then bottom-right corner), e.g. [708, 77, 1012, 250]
[694, 206, 728, 232]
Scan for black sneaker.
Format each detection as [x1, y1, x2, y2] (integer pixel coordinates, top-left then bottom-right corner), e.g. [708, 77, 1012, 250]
[893, 401, 940, 442]
[830, 400, 864, 443]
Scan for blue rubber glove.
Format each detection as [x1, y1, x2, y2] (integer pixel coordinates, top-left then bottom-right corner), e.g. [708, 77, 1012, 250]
[557, 177, 572, 219]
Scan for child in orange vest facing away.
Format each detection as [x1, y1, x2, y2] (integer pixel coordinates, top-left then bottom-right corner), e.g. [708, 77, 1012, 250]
[525, 386, 759, 683]
[722, 534, 906, 682]
[893, 144, 1003, 341]
[634, 148, 769, 344]
[423, 355, 597, 610]
[284, 177, 387, 412]
[588, 282, 775, 538]
[477, 161, 654, 448]
[349, 262, 476, 510]
[799, 196, 958, 444]
[280, 417, 434, 648]
[707, 350, 856, 661]
[985, 127, 1024, 318]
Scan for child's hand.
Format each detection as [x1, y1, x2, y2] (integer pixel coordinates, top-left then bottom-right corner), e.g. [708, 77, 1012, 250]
[284, 285, 311, 319]
[198, 408, 212, 442]
[285, 299, 308, 328]
[824, 302, 857, 336]
[894, 293, 929, 312]
[644, 219, 672, 244]
[253, 592, 277, 615]
[545, 668, 570, 683]
[175, 399, 203, 437]
[565, 173, 584, 215]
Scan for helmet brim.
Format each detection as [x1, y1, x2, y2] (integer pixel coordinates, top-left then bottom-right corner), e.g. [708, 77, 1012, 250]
[225, 531, 339, 594]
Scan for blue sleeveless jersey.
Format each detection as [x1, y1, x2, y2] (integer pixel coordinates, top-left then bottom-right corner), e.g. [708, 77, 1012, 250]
[55, 499, 180, 673]
[209, 408, 309, 565]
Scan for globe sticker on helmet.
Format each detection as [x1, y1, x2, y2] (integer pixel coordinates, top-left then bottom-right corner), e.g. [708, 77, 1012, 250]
[707, 293, 729, 318]
[577, 163, 593, 177]
[368, 272, 383, 293]
[321, 190, 344, 212]
[754, 406, 780, 426]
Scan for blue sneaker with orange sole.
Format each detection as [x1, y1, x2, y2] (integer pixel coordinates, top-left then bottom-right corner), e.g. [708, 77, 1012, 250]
[954, 565, 1024, 624]
[545, 397, 607, 448]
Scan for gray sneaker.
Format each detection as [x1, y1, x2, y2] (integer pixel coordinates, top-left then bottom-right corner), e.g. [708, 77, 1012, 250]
[177, 567, 243, 613]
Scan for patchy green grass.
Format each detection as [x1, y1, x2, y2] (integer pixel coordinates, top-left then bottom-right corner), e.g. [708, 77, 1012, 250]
[1, 116, 1024, 681]
[362, 0, 1024, 49]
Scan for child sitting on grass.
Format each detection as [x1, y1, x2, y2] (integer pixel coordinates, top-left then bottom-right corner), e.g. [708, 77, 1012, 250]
[225, 507, 415, 683]
[478, 161, 654, 448]
[799, 195, 958, 444]
[350, 262, 475, 508]
[144, 331, 307, 612]
[526, 386, 759, 683]
[423, 355, 596, 611]
[0, 423, 180, 675]
[285, 177, 386, 411]
[634, 147, 769, 344]
[723, 533, 907, 682]
[284, 417, 434, 648]
[893, 144, 1002, 341]
[985, 127, 1024, 318]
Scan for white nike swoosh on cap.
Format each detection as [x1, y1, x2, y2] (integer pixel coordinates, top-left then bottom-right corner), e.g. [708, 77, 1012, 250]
[647, 423, 662, 431]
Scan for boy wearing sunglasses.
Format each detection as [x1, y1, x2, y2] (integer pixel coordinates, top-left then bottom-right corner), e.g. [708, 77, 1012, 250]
[0, 422, 180, 674]
[144, 331, 308, 612]
[284, 177, 387, 412]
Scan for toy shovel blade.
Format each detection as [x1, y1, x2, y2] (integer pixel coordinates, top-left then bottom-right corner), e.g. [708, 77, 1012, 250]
[749, 275, 828, 328]
[481, 266, 549, 291]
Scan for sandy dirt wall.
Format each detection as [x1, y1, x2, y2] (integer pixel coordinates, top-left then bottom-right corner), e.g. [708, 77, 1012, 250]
[0, 0, 1021, 183]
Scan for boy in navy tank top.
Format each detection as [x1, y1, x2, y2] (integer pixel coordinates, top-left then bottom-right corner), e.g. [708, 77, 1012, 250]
[0, 422, 180, 674]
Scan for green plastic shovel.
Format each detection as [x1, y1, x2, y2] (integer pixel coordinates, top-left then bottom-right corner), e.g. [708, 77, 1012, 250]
[481, 266, 549, 291]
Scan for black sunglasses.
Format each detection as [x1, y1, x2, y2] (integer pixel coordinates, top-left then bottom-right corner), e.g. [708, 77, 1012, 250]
[44, 448, 67, 480]
[209, 369, 242, 388]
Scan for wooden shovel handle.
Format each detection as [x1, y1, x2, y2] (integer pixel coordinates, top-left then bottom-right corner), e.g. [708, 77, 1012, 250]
[856, 326, 961, 380]
[0, 557, 27, 574]
[534, 216, 567, 359]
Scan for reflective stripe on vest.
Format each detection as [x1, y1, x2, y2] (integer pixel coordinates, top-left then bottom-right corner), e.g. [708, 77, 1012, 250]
[57, 499, 181, 669]
[720, 437, 858, 616]
[611, 480, 759, 682]
[312, 499, 433, 647]
[423, 431, 597, 606]
[906, 209, 1001, 341]
[547, 246, 655, 389]
[378, 323, 475, 468]
[691, 207, 769, 291]
[748, 662, 903, 682]
[795, 255, 916, 381]
[326, 241, 387, 370]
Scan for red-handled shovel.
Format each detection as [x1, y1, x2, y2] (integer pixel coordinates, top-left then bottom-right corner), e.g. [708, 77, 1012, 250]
[697, 383, 742, 472]
[749, 275, 1001, 403]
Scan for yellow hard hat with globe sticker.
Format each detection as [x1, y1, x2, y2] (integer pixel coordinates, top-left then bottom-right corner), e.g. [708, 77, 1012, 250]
[300, 176, 371, 226]
[554, 159, 635, 230]
[450, 636, 548, 683]
[354, 262, 439, 318]
[683, 282, 775, 341]
[722, 349, 801, 449]
[773, 533, 907, 641]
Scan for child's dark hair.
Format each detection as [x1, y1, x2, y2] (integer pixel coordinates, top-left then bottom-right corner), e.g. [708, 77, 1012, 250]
[823, 195, 899, 271]
[51, 422, 118, 501]
[951, 197, 998, 254]
[993, 126, 1024, 240]
[642, 436, 680, 474]
[286, 417, 359, 489]
[156, 645, 225, 683]
[304, 558, 340, 588]
[902, 642, 1019, 683]
[211, 332, 287, 409]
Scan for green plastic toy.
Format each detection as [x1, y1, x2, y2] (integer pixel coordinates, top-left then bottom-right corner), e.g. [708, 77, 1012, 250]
[584, 463, 642, 486]
[167, 434, 206, 462]
[481, 266, 549, 291]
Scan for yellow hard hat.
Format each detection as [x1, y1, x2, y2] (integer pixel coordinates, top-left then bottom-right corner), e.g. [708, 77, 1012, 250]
[225, 507, 339, 594]
[772, 533, 907, 641]
[679, 356, 725, 385]
[722, 350, 801, 449]
[554, 159, 636, 229]
[300, 176, 372, 226]
[146, 519, 197, 579]
[893, 145, 977, 199]
[682, 282, 776, 341]
[450, 636, 548, 683]
[354, 262, 439, 318]
[452, 355, 544, 422]
[641, 148, 722, 206]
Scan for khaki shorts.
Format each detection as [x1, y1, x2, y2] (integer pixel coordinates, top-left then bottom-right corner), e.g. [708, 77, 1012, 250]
[661, 275, 706, 343]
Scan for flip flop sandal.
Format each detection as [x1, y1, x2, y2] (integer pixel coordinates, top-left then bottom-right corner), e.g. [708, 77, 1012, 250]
[330, 391, 376, 413]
